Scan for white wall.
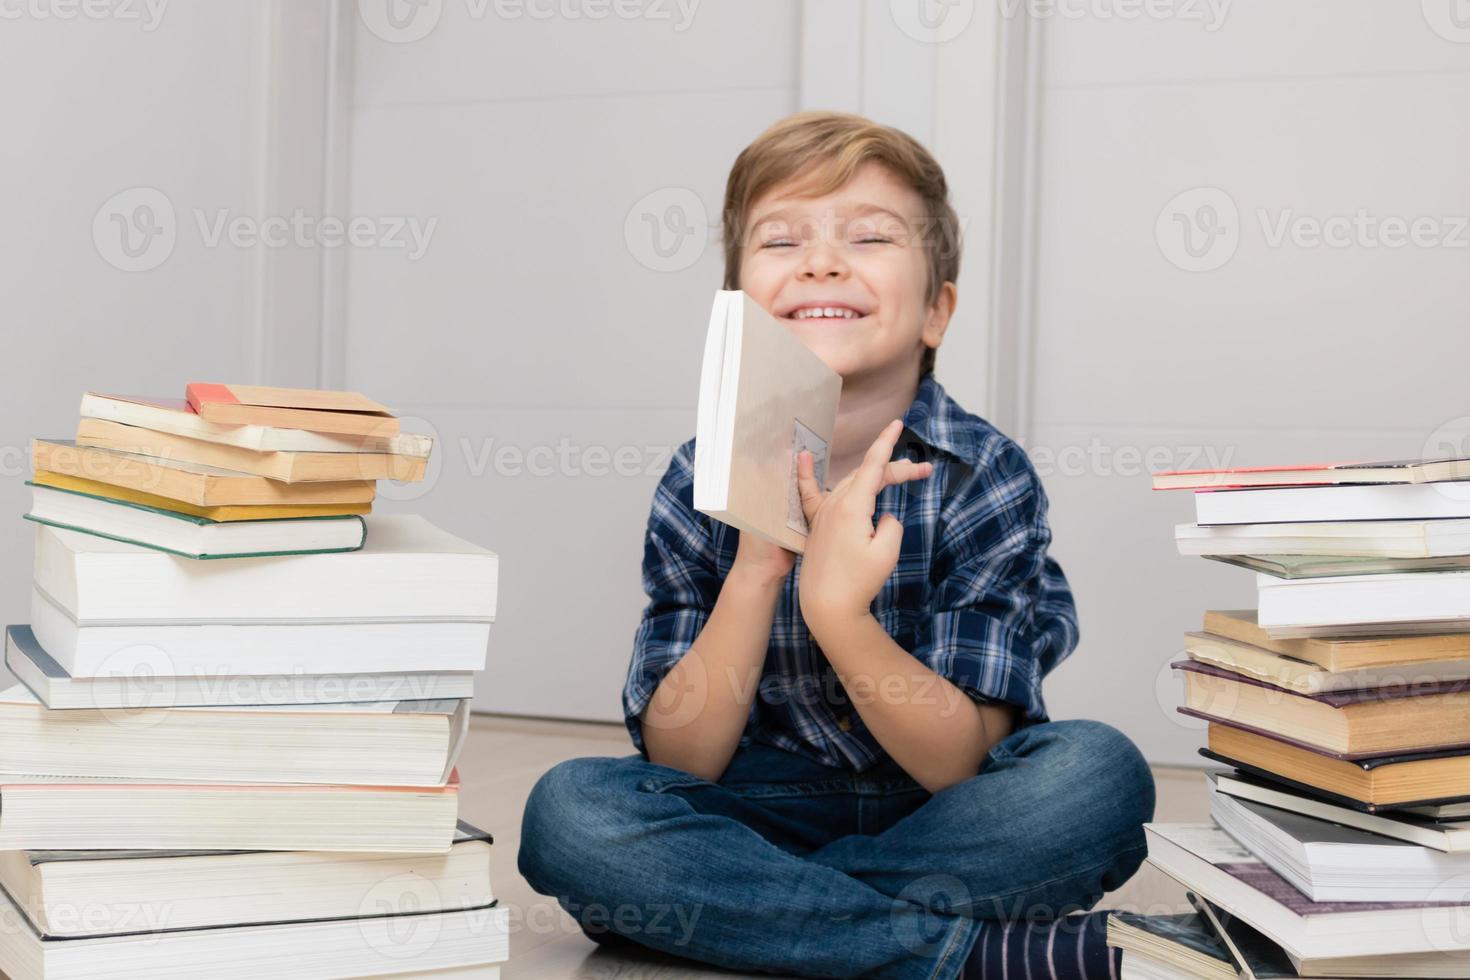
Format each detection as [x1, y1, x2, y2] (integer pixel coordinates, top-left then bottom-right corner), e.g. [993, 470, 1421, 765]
[0, 5, 269, 651]
[1019, 1, 1470, 764]
[340, 1, 803, 720]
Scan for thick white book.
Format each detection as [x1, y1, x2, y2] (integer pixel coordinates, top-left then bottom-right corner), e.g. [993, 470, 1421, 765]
[1256, 569, 1470, 637]
[693, 290, 842, 553]
[1210, 786, 1470, 902]
[1176, 518, 1470, 559]
[30, 587, 490, 678]
[0, 771, 462, 852]
[1146, 822, 1470, 974]
[0, 684, 469, 786]
[1195, 481, 1470, 526]
[6, 625, 475, 708]
[33, 514, 497, 623]
[80, 392, 434, 456]
[0, 881, 507, 980]
[1, 820, 492, 938]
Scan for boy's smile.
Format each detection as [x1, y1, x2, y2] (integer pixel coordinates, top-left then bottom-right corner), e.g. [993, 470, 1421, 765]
[737, 161, 952, 388]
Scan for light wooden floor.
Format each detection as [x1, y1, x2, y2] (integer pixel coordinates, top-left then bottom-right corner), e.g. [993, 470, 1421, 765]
[458, 714, 1211, 979]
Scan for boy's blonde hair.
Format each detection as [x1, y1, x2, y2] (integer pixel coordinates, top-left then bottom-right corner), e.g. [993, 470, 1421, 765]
[720, 111, 962, 377]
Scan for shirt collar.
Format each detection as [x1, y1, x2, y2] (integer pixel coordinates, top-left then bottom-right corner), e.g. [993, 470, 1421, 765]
[900, 374, 977, 462]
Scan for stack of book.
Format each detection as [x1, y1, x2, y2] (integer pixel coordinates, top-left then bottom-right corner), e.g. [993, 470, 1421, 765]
[1108, 454, 1470, 979]
[3, 384, 507, 978]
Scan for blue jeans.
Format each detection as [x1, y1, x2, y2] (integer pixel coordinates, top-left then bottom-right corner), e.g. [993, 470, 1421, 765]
[518, 719, 1153, 979]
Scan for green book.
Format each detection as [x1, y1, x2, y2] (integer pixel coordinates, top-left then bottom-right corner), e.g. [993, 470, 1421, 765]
[24, 482, 366, 560]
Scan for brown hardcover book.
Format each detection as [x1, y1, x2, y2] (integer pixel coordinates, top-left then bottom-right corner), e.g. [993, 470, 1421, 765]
[1178, 660, 1470, 756]
[76, 419, 425, 484]
[1207, 722, 1470, 808]
[1204, 609, 1470, 672]
[185, 383, 399, 436]
[32, 440, 376, 508]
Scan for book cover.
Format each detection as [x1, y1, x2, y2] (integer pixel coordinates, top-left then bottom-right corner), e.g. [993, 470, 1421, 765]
[186, 383, 399, 437]
[693, 290, 842, 553]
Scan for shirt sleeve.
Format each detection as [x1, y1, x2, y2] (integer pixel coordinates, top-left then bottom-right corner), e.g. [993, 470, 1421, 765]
[910, 438, 1079, 724]
[621, 439, 726, 755]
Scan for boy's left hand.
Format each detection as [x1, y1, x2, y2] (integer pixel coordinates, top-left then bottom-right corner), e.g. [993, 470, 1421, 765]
[794, 419, 933, 638]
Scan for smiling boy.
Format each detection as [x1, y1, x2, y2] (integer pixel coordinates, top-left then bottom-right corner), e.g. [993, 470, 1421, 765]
[519, 112, 1154, 980]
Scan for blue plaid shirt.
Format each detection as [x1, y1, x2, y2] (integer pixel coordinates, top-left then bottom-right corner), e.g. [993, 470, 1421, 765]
[622, 375, 1079, 772]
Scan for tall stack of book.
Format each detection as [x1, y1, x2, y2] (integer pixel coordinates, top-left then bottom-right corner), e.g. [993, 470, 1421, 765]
[3, 385, 508, 978]
[1109, 454, 1470, 980]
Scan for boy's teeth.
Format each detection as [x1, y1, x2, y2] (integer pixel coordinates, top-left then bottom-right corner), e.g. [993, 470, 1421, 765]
[795, 307, 859, 319]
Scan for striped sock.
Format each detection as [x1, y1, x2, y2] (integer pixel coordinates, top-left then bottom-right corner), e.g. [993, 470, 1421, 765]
[963, 911, 1118, 980]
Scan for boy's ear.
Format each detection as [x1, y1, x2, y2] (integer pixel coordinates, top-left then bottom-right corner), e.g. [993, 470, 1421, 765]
[922, 282, 958, 350]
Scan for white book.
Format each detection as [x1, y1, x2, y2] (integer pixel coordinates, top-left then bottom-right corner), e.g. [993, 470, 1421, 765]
[6, 624, 475, 708]
[1146, 822, 1470, 973]
[1213, 772, 1470, 853]
[1256, 569, 1470, 637]
[1210, 787, 1470, 902]
[1, 821, 492, 938]
[0, 882, 507, 980]
[25, 484, 366, 560]
[0, 684, 468, 786]
[693, 290, 842, 553]
[1195, 481, 1470, 526]
[30, 588, 490, 678]
[80, 392, 434, 457]
[33, 514, 497, 624]
[1176, 518, 1470, 559]
[0, 771, 462, 852]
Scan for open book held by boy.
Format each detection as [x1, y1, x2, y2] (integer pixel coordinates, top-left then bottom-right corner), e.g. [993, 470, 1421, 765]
[520, 111, 1154, 980]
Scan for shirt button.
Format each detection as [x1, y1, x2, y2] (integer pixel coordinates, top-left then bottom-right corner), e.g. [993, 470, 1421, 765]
[837, 714, 853, 732]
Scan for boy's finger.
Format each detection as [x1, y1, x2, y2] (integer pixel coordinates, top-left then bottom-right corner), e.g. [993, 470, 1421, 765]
[795, 450, 825, 521]
[882, 459, 933, 488]
[856, 420, 905, 498]
[872, 512, 905, 568]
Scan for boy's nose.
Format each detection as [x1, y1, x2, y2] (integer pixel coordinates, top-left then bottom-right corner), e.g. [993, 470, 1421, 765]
[796, 243, 850, 281]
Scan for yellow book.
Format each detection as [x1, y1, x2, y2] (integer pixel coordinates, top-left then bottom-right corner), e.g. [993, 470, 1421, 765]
[31, 471, 371, 522]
